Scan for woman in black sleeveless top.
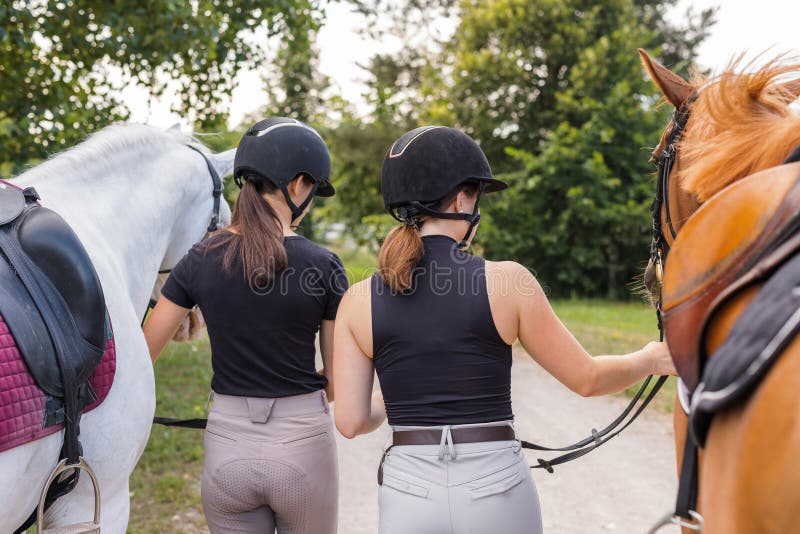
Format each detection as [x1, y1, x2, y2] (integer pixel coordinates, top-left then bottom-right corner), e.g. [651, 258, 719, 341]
[333, 126, 676, 534]
[144, 118, 347, 534]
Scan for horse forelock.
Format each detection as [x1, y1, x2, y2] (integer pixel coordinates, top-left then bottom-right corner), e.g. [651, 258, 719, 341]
[677, 54, 800, 203]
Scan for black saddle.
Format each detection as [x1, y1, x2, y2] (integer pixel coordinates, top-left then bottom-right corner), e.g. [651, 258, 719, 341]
[0, 181, 106, 431]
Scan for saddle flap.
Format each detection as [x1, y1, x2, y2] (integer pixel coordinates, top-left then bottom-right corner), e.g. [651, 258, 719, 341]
[0, 259, 60, 396]
[662, 162, 800, 390]
[0, 183, 25, 225]
[16, 206, 106, 350]
[0, 198, 107, 399]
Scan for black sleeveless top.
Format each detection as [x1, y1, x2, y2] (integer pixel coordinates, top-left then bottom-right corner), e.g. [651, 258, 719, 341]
[161, 233, 349, 398]
[371, 234, 513, 426]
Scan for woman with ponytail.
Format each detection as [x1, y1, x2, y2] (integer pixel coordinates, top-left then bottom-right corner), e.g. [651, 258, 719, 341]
[144, 118, 347, 533]
[333, 126, 675, 533]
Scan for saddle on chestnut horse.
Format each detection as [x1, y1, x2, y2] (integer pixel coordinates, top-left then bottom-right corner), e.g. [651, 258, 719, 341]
[0, 180, 112, 532]
[661, 161, 800, 442]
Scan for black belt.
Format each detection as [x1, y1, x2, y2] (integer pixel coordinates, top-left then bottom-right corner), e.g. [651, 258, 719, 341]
[378, 425, 516, 485]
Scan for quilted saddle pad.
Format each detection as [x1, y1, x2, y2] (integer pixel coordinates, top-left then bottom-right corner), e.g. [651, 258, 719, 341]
[0, 312, 116, 453]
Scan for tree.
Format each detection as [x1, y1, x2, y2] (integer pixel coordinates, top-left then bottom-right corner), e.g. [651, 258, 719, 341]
[424, 0, 715, 170]
[332, 0, 715, 297]
[455, 0, 716, 297]
[316, 54, 418, 246]
[0, 0, 328, 175]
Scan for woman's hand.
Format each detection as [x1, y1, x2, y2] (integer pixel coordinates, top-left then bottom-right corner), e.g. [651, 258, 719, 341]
[643, 341, 677, 376]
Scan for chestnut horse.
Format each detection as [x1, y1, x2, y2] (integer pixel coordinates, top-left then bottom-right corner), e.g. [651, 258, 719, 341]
[639, 49, 800, 533]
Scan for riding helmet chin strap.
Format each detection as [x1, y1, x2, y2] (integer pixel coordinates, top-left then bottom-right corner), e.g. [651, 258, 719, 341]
[403, 182, 485, 248]
[278, 180, 319, 223]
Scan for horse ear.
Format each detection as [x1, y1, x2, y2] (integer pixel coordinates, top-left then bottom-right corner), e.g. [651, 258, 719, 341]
[638, 48, 693, 107]
[776, 78, 800, 103]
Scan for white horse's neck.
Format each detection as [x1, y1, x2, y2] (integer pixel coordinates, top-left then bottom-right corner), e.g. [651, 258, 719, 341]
[11, 125, 232, 317]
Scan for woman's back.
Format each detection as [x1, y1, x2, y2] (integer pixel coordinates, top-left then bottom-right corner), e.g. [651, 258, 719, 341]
[162, 233, 347, 398]
[371, 234, 511, 425]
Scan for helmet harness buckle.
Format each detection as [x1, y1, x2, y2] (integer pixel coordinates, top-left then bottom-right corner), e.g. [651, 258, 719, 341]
[393, 181, 485, 249]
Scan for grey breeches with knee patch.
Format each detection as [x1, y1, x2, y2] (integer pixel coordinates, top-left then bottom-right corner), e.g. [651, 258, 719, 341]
[201, 390, 338, 534]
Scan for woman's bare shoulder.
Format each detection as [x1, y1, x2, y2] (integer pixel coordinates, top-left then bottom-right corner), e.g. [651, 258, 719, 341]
[485, 260, 543, 300]
[340, 277, 372, 311]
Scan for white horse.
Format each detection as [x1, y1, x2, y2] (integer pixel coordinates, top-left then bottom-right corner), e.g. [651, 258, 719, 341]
[0, 124, 234, 532]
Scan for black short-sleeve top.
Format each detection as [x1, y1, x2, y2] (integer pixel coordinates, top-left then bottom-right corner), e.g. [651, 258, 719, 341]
[161, 233, 349, 398]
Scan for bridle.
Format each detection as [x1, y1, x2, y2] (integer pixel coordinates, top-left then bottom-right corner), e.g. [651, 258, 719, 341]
[141, 145, 223, 322]
[156, 145, 223, 276]
[649, 94, 697, 340]
[647, 94, 706, 533]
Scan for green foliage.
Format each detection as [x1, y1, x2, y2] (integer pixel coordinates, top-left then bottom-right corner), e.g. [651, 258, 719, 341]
[477, 1, 672, 297]
[0, 0, 327, 174]
[426, 0, 714, 170]
[1, 0, 717, 299]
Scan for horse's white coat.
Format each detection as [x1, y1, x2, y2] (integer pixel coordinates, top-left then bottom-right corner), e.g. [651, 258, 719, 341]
[0, 125, 234, 533]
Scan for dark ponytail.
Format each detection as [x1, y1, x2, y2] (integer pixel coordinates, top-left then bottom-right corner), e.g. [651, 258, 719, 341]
[212, 179, 287, 288]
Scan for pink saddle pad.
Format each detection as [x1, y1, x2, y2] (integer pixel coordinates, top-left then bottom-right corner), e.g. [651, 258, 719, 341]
[0, 313, 116, 453]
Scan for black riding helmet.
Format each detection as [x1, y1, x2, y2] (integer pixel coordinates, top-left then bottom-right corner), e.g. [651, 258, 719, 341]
[234, 117, 333, 221]
[381, 126, 507, 247]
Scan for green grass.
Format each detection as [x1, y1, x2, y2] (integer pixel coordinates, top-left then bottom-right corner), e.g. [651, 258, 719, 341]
[128, 337, 212, 533]
[128, 299, 674, 532]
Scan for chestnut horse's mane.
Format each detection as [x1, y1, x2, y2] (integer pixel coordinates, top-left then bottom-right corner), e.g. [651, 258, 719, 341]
[679, 54, 800, 202]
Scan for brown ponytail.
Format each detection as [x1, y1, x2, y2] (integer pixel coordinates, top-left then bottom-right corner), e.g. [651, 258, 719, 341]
[378, 225, 424, 293]
[211, 179, 287, 288]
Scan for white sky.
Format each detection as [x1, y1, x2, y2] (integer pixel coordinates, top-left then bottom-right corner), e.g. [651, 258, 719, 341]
[124, 0, 800, 130]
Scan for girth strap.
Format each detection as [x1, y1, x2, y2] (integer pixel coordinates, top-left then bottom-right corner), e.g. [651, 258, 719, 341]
[674, 431, 700, 522]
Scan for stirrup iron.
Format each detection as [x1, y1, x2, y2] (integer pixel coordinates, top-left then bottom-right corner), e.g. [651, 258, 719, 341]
[37, 458, 101, 533]
[647, 510, 703, 533]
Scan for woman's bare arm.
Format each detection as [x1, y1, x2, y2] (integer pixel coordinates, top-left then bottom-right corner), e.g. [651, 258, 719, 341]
[319, 319, 336, 402]
[503, 262, 674, 396]
[142, 297, 191, 364]
[332, 284, 386, 438]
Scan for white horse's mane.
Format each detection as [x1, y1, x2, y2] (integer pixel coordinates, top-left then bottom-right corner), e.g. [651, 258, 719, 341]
[21, 123, 208, 180]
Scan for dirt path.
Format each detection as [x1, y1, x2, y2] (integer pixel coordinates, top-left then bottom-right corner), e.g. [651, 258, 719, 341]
[334, 350, 677, 534]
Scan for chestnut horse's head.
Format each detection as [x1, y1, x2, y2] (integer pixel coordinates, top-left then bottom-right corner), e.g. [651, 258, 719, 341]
[639, 49, 800, 304]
